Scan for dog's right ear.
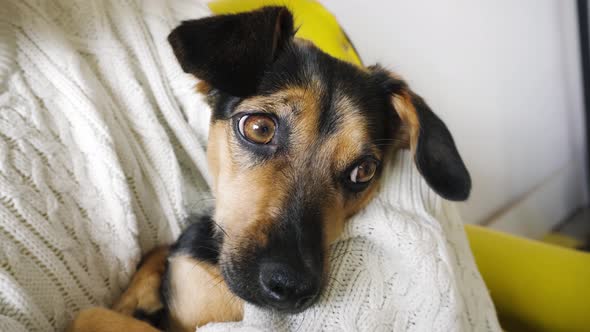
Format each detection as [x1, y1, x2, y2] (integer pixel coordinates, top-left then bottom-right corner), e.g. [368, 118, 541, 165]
[168, 6, 294, 97]
[370, 66, 472, 201]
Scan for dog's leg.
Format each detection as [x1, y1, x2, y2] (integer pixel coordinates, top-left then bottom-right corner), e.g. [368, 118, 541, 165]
[161, 216, 244, 332]
[164, 255, 243, 332]
[68, 246, 169, 332]
[67, 307, 160, 332]
[113, 246, 169, 318]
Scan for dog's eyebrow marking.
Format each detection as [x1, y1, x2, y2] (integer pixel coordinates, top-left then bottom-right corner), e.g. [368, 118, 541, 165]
[234, 88, 311, 117]
[319, 91, 358, 137]
[317, 76, 338, 136]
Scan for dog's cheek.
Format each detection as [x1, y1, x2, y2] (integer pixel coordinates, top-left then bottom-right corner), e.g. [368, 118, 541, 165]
[322, 181, 381, 249]
[214, 162, 289, 246]
[322, 195, 347, 246]
[207, 122, 230, 194]
[346, 181, 381, 217]
[208, 123, 266, 237]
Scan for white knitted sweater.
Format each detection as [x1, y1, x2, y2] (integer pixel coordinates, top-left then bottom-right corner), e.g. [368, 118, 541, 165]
[0, 1, 501, 331]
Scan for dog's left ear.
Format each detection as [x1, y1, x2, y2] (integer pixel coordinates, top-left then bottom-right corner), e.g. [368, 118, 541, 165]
[168, 6, 294, 97]
[371, 66, 471, 201]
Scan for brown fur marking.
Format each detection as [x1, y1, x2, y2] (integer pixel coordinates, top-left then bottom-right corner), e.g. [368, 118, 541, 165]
[196, 81, 212, 95]
[392, 91, 420, 152]
[67, 307, 160, 332]
[112, 246, 169, 316]
[166, 255, 243, 332]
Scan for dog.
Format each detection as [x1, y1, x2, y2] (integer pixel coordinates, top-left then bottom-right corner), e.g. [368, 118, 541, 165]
[68, 6, 470, 332]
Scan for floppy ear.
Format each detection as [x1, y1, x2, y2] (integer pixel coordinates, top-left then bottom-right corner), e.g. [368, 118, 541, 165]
[167, 6, 294, 97]
[371, 67, 471, 201]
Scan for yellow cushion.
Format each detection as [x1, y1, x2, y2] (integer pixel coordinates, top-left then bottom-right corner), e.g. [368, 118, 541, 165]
[466, 224, 590, 332]
[542, 232, 583, 249]
[208, 0, 362, 67]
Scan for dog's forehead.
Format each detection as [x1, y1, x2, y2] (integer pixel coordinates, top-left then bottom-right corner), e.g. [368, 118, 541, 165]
[261, 42, 390, 134]
[252, 42, 392, 160]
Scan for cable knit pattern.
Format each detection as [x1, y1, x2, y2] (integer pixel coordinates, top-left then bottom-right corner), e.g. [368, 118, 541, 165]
[0, 1, 501, 331]
[0, 1, 212, 331]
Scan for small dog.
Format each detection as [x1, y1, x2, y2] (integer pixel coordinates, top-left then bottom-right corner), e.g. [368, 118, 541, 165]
[68, 6, 470, 332]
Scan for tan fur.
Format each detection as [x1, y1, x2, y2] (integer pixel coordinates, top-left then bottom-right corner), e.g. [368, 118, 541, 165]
[321, 195, 347, 246]
[196, 81, 212, 95]
[345, 181, 381, 217]
[69, 247, 169, 332]
[166, 255, 243, 332]
[67, 307, 160, 332]
[392, 91, 420, 152]
[208, 120, 289, 250]
[113, 246, 169, 316]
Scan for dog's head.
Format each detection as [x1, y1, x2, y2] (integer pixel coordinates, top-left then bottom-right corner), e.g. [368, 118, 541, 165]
[168, 7, 470, 312]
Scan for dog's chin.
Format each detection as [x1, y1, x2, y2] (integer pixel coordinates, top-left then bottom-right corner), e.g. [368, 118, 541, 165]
[219, 260, 319, 314]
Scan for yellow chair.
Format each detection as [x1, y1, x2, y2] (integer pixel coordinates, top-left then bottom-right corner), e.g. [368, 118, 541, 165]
[466, 225, 590, 332]
[209, 1, 590, 331]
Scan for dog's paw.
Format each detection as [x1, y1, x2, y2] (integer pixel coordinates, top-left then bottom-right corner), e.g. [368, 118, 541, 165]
[67, 307, 160, 332]
[113, 246, 169, 316]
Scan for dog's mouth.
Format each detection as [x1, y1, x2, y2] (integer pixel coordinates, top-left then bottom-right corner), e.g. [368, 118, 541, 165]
[185, 213, 325, 313]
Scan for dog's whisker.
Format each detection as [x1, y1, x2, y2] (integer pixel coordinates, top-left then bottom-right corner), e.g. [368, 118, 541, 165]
[227, 292, 241, 309]
[189, 259, 209, 275]
[212, 220, 231, 238]
[327, 275, 344, 287]
[192, 196, 215, 201]
[326, 249, 350, 262]
[372, 138, 403, 141]
[329, 252, 349, 262]
[201, 271, 224, 288]
[373, 142, 404, 148]
[373, 139, 405, 143]
[191, 245, 221, 254]
[212, 276, 226, 288]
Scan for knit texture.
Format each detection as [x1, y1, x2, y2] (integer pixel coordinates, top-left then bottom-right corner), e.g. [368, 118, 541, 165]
[0, 1, 212, 330]
[0, 1, 501, 331]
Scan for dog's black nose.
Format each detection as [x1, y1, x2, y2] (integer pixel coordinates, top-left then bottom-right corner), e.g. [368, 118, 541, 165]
[258, 262, 319, 311]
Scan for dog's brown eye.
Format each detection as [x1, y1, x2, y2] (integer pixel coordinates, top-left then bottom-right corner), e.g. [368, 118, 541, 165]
[238, 114, 276, 144]
[350, 159, 377, 184]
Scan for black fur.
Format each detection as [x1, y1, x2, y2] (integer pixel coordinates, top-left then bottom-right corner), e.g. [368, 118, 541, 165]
[317, 66, 340, 136]
[158, 261, 172, 329]
[168, 6, 294, 97]
[132, 308, 166, 330]
[158, 214, 222, 330]
[411, 93, 471, 201]
[371, 66, 471, 200]
[169, 214, 222, 264]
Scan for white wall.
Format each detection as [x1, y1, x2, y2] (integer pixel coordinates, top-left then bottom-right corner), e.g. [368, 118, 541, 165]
[322, 0, 588, 228]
